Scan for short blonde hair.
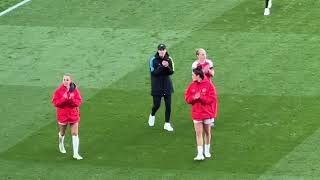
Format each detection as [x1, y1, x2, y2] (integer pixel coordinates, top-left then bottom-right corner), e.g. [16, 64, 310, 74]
[196, 48, 206, 56]
[63, 73, 72, 81]
[64, 73, 72, 77]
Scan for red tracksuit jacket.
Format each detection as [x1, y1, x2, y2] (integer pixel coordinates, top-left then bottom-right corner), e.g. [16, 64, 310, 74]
[185, 79, 218, 120]
[52, 84, 82, 124]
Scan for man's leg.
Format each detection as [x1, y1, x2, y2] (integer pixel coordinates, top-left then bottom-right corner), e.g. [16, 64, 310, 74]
[164, 95, 172, 123]
[163, 95, 173, 131]
[149, 96, 161, 126]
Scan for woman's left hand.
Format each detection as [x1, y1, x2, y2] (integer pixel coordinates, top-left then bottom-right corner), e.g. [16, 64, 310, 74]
[69, 93, 74, 99]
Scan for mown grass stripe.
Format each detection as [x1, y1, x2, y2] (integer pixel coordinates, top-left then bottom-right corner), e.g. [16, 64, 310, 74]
[0, 0, 31, 17]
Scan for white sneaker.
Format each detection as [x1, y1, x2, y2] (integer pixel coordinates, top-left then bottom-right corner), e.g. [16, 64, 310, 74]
[59, 143, 66, 154]
[73, 154, 83, 160]
[268, 0, 272, 8]
[164, 123, 174, 131]
[194, 154, 205, 161]
[148, 114, 155, 126]
[204, 151, 211, 158]
[264, 8, 270, 16]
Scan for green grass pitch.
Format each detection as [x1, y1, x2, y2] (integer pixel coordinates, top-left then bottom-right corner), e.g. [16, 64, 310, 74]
[0, 0, 320, 179]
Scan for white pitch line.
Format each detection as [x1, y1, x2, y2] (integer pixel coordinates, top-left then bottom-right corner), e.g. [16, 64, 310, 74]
[0, 0, 31, 17]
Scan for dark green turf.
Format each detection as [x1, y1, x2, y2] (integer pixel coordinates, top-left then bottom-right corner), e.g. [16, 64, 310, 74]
[0, 85, 99, 152]
[1, 88, 320, 175]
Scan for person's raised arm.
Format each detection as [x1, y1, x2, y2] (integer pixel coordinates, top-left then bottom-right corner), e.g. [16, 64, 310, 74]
[69, 88, 82, 107]
[52, 89, 68, 107]
[199, 84, 216, 104]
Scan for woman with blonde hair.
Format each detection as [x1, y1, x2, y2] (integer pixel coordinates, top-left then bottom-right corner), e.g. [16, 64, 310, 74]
[192, 48, 215, 80]
[52, 73, 83, 160]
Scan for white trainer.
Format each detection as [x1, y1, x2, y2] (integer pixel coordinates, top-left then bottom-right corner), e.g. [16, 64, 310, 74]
[204, 151, 211, 158]
[59, 143, 66, 154]
[264, 8, 270, 16]
[148, 114, 155, 126]
[73, 154, 83, 160]
[164, 123, 174, 131]
[268, 0, 272, 8]
[194, 154, 205, 161]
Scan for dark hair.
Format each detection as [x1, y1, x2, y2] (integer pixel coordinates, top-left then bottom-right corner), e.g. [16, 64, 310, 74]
[193, 66, 204, 80]
[158, 43, 166, 50]
[69, 82, 77, 92]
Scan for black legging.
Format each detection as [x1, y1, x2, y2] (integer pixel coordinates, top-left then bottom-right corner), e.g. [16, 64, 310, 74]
[265, 0, 270, 8]
[151, 95, 171, 123]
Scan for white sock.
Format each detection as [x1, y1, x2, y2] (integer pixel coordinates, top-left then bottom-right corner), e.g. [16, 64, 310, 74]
[205, 144, 210, 153]
[59, 132, 65, 145]
[72, 135, 80, 155]
[197, 145, 203, 155]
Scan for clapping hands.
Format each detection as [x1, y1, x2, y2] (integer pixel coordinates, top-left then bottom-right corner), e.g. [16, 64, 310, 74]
[63, 91, 74, 99]
[194, 92, 200, 100]
[203, 66, 210, 74]
[63, 92, 68, 99]
[162, 60, 169, 67]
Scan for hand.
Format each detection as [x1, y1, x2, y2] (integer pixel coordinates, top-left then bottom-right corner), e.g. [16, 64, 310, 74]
[69, 93, 74, 99]
[194, 92, 200, 99]
[203, 66, 209, 73]
[63, 92, 68, 99]
[162, 60, 169, 67]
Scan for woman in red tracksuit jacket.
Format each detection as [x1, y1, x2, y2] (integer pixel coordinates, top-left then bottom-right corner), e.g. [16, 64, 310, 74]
[185, 67, 218, 161]
[52, 73, 83, 160]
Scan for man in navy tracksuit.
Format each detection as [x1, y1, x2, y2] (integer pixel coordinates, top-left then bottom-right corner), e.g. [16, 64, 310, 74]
[264, 0, 272, 16]
[148, 43, 175, 131]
